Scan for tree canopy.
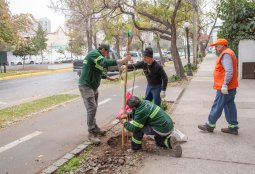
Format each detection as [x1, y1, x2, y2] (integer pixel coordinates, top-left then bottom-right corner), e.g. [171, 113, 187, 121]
[218, 0, 255, 55]
[0, 0, 17, 50]
[32, 24, 48, 57]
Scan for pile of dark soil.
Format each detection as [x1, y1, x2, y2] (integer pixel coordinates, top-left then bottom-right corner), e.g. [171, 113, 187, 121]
[74, 127, 144, 174]
[71, 119, 184, 174]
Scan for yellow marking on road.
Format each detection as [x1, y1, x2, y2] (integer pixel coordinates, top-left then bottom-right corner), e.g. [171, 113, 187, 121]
[0, 68, 72, 81]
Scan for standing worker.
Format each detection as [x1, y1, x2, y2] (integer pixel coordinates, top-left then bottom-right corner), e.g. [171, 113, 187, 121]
[121, 96, 182, 157]
[125, 47, 168, 106]
[79, 44, 130, 144]
[198, 38, 239, 135]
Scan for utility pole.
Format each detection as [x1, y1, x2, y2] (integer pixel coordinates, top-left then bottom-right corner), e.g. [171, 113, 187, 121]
[192, 0, 198, 65]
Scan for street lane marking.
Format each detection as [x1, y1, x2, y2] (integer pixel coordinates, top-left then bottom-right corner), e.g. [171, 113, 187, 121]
[0, 131, 42, 153]
[98, 98, 112, 106]
[128, 85, 139, 92]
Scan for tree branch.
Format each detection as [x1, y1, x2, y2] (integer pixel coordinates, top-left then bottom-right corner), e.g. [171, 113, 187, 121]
[159, 34, 171, 41]
[117, 2, 172, 35]
[171, 0, 182, 24]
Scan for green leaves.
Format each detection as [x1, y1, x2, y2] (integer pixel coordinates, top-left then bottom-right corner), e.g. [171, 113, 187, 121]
[0, 0, 17, 48]
[31, 25, 48, 55]
[218, 0, 255, 55]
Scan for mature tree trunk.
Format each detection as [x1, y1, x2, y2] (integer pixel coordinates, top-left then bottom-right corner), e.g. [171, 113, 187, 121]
[171, 26, 185, 79]
[201, 15, 218, 57]
[115, 35, 121, 59]
[85, 18, 93, 51]
[137, 34, 144, 51]
[93, 32, 97, 48]
[40, 50, 43, 62]
[156, 40, 164, 65]
[200, 42, 206, 57]
[91, 15, 97, 48]
[22, 56, 25, 70]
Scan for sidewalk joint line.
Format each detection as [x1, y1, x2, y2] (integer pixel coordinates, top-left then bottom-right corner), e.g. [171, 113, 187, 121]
[182, 156, 255, 166]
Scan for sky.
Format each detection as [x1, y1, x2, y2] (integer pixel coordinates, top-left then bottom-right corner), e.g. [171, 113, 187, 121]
[8, 0, 65, 32]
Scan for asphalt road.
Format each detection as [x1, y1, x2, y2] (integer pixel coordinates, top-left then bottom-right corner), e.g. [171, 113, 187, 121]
[0, 71, 78, 109]
[0, 82, 145, 174]
[0, 61, 179, 174]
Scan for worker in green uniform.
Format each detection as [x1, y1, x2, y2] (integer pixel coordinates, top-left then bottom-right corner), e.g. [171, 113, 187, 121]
[121, 96, 182, 157]
[79, 44, 130, 144]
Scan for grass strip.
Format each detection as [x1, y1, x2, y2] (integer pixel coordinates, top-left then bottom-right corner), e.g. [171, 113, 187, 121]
[102, 70, 144, 85]
[57, 145, 93, 174]
[0, 94, 79, 127]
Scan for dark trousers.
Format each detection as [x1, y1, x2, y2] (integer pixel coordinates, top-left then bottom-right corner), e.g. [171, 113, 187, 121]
[208, 89, 238, 127]
[79, 85, 99, 133]
[131, 125, 170, 150]
[145, 84, 162, 106]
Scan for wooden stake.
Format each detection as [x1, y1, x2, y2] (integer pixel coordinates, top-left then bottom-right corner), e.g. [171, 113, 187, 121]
[122, 30, 132, 148]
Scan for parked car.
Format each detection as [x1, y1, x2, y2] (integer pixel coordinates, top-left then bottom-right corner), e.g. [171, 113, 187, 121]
[54, 57, 65, 64]
[153, 53, 163, 65]
[129, 51, 142, 63]
[10, 58, 23, 65]
[35, 57, 50, 64]
[73, 50, 121, 76]
[10, 57, 35, 65]
[61, 57, 73, 63]
[121, 51, 142, 70]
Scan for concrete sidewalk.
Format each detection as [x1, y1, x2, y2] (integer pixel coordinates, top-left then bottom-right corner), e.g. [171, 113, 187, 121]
[138, 54, 255, 174]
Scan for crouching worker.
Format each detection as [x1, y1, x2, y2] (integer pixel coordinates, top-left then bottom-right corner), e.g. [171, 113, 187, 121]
[121, 96, 182, 157]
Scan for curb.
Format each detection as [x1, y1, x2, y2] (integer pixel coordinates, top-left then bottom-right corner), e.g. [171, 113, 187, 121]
[41, 142, 92, 174]
[0, 68, 72, 81]
[168, 87, 185, 114]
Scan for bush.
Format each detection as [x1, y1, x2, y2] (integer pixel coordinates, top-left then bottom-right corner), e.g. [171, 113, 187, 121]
[183, 63, 197, 72]
[168, 74, 181, 82]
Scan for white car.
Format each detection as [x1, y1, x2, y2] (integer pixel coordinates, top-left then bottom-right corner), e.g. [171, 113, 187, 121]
[10, 58, 23, 65]
[54, 57, 65, 64]
[35, 57, 50, 64]
[10, 57, 35, 65]
[124, 51, 142, 64]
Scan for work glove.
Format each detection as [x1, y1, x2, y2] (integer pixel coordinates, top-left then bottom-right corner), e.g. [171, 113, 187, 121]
[221, 84, 228, 94]
[118, 55, 131, 64]
[160, 91, 166, 98]
[120, 65, 126, 71]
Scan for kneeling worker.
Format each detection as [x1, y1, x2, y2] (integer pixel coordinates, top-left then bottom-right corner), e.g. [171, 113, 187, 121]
[121, 96, 182, 157]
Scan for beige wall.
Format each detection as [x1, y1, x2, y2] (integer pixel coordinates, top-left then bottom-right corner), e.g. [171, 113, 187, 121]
[238, 40, 255, 79]
[46, 27, 69, 50]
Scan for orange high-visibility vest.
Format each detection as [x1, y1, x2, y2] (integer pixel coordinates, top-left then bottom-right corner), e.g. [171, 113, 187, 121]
[213, 48, 238, 90]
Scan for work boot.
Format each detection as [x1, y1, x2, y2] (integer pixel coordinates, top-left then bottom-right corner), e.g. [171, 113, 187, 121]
[94, 127, 107, 136]
[221, 127, 238, 135]
[88, 133, 101, 145]
[198, 123, 215, 132]
[169, 136, 182, 157]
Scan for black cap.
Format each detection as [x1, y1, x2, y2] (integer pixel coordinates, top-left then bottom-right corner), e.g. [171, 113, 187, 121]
[127, 96, 141, 109]
[98, 44, 110, 52]
[143, 47, 153, 58]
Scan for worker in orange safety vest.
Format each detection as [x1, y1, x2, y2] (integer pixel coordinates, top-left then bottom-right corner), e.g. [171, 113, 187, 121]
[198, 38, 239, 135]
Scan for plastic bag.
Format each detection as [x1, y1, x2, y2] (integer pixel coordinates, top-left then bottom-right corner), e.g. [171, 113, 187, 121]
[171, 128, 188, 142]
[115, 92, 132, 119]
